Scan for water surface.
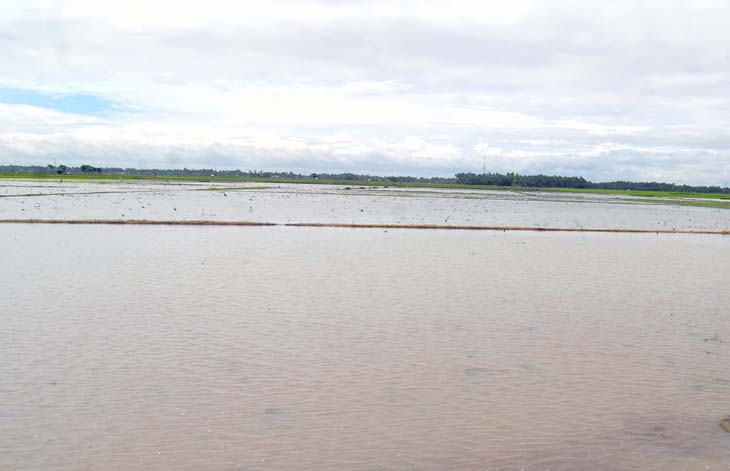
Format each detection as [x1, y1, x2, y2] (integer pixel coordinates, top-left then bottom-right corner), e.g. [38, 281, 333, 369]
[1, 225, 729, 470]
[2, 179, 729, 231]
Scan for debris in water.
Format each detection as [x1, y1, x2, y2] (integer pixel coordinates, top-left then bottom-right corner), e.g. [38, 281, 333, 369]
[464, 367, 489, 376]
[722, 417, 730, 433]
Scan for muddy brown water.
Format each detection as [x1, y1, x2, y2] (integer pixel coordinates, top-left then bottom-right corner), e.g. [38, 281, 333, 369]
[1, 224, 729, 471]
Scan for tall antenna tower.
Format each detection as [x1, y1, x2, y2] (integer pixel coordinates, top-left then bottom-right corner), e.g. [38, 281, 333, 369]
[483, 155, 486, 175]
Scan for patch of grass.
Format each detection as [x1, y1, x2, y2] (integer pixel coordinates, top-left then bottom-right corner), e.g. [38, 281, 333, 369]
[628, 198, 730, 210]
[541, 186, 730, 200]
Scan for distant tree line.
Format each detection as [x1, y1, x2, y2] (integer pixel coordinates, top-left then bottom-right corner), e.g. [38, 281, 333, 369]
[2, 164, 729, 194]
[589, 180, 730, 194]
[80, 164, 101, 173]
[454, 172, 730, 194]
[455, 172, 591, 188]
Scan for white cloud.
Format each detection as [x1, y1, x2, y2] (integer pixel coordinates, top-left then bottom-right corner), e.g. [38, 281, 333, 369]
[1, 0, 730, 184]
[473, 140, 504, 158]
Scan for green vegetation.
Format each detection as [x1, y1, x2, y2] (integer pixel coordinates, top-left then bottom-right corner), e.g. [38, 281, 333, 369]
[3, 171, 730, 203]
[80, 164, 102, 173]
[454, 172, 730, 195]
[2, 166, 730, 203]
[535, 186, 730, 200]
[629, 198, 730, 210]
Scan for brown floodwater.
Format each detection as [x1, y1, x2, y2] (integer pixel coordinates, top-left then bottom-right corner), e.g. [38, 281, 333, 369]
[1, 224, 728, 470]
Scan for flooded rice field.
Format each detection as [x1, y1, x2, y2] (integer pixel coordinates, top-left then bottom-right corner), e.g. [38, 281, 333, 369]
[1, 222, 729, 471]
[2, 179, 730, 231]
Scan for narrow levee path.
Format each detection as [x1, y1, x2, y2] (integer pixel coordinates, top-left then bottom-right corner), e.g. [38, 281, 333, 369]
[1, 219, 729, 235]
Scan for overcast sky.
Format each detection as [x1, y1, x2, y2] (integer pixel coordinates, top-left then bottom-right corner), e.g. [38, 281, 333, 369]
[2, 0, 730, 184]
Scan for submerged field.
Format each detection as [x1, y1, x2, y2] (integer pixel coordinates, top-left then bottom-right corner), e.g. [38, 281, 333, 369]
[1, 178, 730, 231]
[1, 178, 729, 471]
[3, 173, 730, 205]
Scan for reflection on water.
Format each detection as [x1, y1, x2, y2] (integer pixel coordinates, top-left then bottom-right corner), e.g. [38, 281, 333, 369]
[1, 225, 729, 470]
